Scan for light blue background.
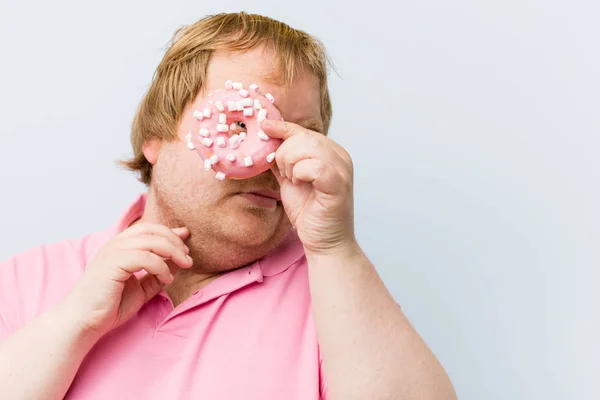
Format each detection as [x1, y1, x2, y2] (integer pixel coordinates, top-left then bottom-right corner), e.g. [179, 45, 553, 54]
[0, 1, 598, 399]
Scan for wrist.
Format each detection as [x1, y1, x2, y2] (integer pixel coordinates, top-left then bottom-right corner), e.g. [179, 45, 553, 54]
[52, 299, 104, 346]
[304, 239, 363, 261]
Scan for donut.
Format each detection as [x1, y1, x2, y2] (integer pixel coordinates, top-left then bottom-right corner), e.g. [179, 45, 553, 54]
[183, 80, 283, 180]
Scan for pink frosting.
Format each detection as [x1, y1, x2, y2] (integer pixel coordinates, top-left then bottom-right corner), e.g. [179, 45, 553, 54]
[183, 83, 283, 179]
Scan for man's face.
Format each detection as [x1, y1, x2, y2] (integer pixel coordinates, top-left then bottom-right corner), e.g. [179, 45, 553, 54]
[144, 47, 323, 271]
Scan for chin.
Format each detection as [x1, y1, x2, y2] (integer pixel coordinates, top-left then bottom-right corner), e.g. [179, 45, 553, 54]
[180, 204, 292, 273]
[222, 206, 287, 247]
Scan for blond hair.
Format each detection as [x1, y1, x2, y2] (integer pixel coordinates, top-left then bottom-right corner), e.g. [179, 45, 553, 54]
[120, 12, 333, 184]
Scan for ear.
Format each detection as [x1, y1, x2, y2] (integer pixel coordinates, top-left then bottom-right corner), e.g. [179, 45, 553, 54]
[142, 139, 162, 165]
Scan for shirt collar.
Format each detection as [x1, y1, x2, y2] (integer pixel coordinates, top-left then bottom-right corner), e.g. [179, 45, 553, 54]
[114, 193, 147, 234]
[113, 193, 305, 278]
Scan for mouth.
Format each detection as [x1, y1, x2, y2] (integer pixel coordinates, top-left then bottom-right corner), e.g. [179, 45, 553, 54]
[247, 189, 281, 201]
[236, 189, 281, 208]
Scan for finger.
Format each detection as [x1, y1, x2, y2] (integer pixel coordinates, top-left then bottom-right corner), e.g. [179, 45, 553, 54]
[261, 119, 352, 169]
[276, 156, 295, 181]
[118, 223, 190, 253]
[275, 134, 347, 182]
[331, 145, 353, 175]
[286, 160, 293, 181]
[171, 227, 191, 241]
[165, 259, 183, 277]
[291, 159, 346, 194]
[120, 222, 190, 242]
[270, 164, 285, 185]
[118, 234, 193, 269]
[260, 119, 303, 140]
[138, 273, 165, 303]
[115, 250, 174, 285]
[273, 132, 316, 180]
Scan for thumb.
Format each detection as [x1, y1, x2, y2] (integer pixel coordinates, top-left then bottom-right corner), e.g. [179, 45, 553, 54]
[139, 273, 166, 303]
[139, 259, 181, 302]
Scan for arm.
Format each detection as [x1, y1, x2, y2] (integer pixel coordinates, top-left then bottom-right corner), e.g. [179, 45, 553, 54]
[261, 119, 457, 400]
[0, 223, 192, 399]
[306, 245, 457, 400]
[0, 302, 101, 400]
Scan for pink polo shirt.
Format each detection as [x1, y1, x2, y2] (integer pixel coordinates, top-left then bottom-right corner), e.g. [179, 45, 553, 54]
[0, 194, 328, 399]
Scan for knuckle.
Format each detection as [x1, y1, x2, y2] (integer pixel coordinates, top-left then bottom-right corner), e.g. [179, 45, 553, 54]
[341, 148, 353, 165]
[275, 151, 285, 165]
[300, 129, 313, 141]
[310, 136, 322, 151]
[341, 171, 352, 186]
[282, 121, 293, 131]
[142, 251, 160, 267]
[314, 160, 327, 176]
[157, 235, 174, 247]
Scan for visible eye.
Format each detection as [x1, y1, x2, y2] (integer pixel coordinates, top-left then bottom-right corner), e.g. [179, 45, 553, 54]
[229, 121, 248, 137]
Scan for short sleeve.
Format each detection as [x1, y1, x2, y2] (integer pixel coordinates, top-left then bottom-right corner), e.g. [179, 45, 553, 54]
[0, 313, 8, 343]
[319, 346, 329, 399]
[0, 230, 109, 345]
[0, 257, 15, 343]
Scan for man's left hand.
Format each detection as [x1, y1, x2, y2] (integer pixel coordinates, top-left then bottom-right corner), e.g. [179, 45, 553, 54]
[260, 119, 356, 256]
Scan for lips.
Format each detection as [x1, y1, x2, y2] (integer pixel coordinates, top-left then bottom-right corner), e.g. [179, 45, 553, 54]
[236, 189, 281, 208]
[247, 189, 281, 201]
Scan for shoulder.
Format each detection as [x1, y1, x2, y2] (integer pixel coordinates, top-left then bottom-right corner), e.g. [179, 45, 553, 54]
[0, 193, 147, 335]
[0, 226, 116, 332]
[258, 229, 307, 278]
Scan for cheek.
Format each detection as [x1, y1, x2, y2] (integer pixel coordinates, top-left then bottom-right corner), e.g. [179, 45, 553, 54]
[157, 142, 253, 207]
[169, 141, 205, 172]
[156, 144, 204, 187]
[179, 148, 235, 197]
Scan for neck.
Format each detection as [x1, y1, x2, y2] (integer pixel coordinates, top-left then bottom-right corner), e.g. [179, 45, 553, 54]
[131, 191, 223, 307]
[164, 268, 222, 307]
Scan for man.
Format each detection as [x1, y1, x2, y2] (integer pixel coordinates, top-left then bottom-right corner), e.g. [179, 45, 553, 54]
[0, 12, 456, 400]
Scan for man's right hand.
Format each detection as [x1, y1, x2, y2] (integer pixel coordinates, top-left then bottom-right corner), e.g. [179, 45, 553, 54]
[61, 223, 193, 338]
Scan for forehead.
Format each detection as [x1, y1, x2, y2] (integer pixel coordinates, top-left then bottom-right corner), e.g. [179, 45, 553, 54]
[205, 48, 323, 132]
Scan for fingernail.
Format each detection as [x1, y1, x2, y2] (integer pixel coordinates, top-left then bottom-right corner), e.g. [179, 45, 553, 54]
[261, 119, 273, 127]
[186, 255, 193, 264]
[168, 273, 175, 283]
